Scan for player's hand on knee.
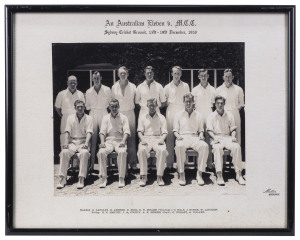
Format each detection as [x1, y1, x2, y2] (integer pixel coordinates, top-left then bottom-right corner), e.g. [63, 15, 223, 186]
[99, 143, 106, 148]
[82, 144, 88, 149]
[177, 136, 183, 141]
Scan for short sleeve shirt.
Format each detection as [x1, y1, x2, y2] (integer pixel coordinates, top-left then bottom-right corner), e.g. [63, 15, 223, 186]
[55, 89, 85, 115]
[137, 113, 168, 136]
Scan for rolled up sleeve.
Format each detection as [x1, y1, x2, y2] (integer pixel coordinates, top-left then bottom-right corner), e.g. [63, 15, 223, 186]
[173, 113, 180, 133]
[100, 117, 108, 137]
[228, 114, 237, 133]
[64, 115, 72, 134]
[122, 115, 131, 136]
[238, 88, 245, 109]
[160, 116, 168, 135]
[86, 117, 93, 135]
[198, 115, 204, 133]
[206, 114, 214, 133]
[137, 116, 145, 134]
[54, 92, 62, 108]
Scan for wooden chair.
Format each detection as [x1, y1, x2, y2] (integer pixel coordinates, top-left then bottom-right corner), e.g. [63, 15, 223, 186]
[107, 151, 119, 173]
[147, 150, 157, 171]
[222, 149, 233, 171]
[185, 148, 198, 169]
[184, 148, 232, 171]
[68, 154, 80, 176]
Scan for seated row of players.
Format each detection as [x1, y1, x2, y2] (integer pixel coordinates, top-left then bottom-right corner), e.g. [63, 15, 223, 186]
[55, 66, 245, 178]
[56, 94, 245, 189]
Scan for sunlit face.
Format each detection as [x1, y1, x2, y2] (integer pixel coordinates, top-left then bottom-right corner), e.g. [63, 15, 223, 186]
[75, 102, 85, 115]
[198, 71, 209, 84]
[184, 98, 194, 111]
[92, 74, 102, 86]
[171, 68, 182, 81]
[118, 68, 129, 81]
[215, 99, 225, 112]
[223, 72, 234, 86]
[109, 102, 119, 114]
[68, 79, 77, 91]
[145, 69, 154, 81]
[147, 101, 157, 114]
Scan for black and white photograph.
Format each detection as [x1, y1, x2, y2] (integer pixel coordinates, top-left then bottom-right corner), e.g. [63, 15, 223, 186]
[5, 5, 294, 233]
[52, 43, 246, 196]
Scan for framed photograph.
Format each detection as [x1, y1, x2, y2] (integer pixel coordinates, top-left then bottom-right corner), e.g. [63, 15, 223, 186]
[5, 5, 295, 235]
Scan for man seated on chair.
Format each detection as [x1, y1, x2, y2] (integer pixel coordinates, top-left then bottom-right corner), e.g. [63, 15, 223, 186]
[57, 100, 93, 189]
[206, 95, 246, 186]
[97, 98, 130, 188]
[137, 98, 168, 187]
[173, 93, 209, 186]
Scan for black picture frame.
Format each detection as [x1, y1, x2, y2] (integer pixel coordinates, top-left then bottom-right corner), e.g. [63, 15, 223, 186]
[5, 4, 295, 236]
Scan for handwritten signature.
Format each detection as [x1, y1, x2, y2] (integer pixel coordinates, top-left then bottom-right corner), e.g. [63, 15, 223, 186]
[263, 189, 280, 196]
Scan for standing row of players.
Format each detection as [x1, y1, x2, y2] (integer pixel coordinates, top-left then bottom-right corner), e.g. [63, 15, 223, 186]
[55, 66, 245, 189]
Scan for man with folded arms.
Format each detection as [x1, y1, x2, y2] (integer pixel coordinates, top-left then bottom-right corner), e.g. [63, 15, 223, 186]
[97, 98, 130, 188]
[206, 95, 246, 186]
[57, 100, 93, 189]
[173, 93, 209, 186]
[137, 98, 168, 187]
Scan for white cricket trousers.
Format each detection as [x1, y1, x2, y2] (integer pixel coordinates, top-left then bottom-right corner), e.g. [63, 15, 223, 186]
[97, 138, 127, 178]
[58, 141, 90, 178]
[175, 135, 209, 173]
[137, 136, 168, 176]
[211, 136, 243, 172]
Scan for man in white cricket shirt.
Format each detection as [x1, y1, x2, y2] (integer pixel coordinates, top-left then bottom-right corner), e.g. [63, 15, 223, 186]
[206, 95, 246, 186]
[174, 93, 209, 186]
[97, 98, 130, 188]
[57, 100, 93, 189]
[137, 98, 168, 187]
[85, 71, 112, 170]
[164, 66, 190, 170]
